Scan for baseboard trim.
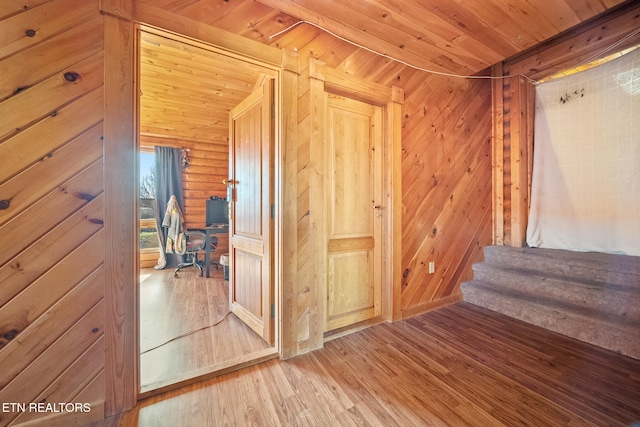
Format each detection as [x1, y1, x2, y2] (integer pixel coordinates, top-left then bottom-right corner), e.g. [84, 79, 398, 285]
[401, 293, 463, 319]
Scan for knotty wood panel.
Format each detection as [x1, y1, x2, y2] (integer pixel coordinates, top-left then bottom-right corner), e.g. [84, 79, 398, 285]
[0, 1, 106, 426]
[0, 0, 50, 21]
[0, 302, 104, 426]
[0, 52, 104, 142]
[0, 89, 103, 181]
[0, 15, 103, 102]
[11, 338, 105, 425]
[0, 267, 104, 388]
[506, 2, 640, 81]
[0, 197, 104, 307]
[400, 76, 492, 314]
[255, 0, 630, 76]
[0, 0, 97, 60]
[0, 129, 102, 225]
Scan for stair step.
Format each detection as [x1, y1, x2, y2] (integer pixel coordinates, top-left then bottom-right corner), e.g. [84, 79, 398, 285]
[462, 246, 640, 359]
[482, 246, 640, 286]
[461, 280, 640, 358]
[470, 263, 640, 318]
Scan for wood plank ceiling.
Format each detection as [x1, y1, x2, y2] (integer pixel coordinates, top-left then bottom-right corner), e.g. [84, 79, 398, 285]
[258, 0, 633, 75]
[139, 0, 633, 142]
[139, 31, 263, 143]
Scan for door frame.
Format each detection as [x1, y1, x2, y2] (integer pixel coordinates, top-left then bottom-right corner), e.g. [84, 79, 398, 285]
[308, 59, 404, 348]
[132, 24, 283, 397]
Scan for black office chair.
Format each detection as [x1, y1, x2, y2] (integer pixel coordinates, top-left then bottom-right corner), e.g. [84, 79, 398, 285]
[173, 230, 207, 277]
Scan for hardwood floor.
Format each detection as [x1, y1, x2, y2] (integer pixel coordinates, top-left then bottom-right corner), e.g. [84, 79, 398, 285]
[95, 302, 640, 426]
[139, 267, 273, 394]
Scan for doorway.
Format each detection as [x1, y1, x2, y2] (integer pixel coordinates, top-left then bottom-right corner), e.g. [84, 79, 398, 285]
[136, 26, 280, 396]
[308, 59, 404, 341]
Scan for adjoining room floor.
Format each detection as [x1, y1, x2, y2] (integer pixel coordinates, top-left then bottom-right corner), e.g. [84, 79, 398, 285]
[139, 267, 271, 393]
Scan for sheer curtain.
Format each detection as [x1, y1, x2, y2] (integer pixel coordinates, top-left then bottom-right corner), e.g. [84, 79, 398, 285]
[153, 146, 185, 269]
[527, 49, 640, 256]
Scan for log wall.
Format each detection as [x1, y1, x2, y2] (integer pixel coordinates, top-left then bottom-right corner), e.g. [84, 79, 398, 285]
[139, 135, 230, 265]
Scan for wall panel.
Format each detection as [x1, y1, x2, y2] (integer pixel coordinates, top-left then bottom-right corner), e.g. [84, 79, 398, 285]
[0, 1, 106, 425]
[399, 76, 492, 314]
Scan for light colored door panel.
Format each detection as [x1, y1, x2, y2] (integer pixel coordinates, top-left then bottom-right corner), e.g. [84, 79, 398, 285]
[229, 76, 274, 344]
[325, 94, 383, 332]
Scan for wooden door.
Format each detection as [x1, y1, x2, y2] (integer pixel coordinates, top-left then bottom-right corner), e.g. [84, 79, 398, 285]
[325, 94, 383, 332]
[228, 77, 274, 344]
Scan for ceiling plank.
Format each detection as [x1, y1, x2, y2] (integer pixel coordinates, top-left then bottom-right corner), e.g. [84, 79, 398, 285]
[256, 0, 474, 74]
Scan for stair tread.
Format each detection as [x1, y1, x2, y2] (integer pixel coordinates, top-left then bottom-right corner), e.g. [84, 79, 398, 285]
[472, 262, 640, 291]
[483, 246, 640, 276]
[461, 280, 640, 327]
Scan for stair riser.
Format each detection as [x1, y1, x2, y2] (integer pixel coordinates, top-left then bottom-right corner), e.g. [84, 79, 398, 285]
[484, 244, 640, 269]
[470, 267, 640, 317]
[462, 280, 640, 321]
[481, 253, 640, 286]
[472, 263, 637, 295]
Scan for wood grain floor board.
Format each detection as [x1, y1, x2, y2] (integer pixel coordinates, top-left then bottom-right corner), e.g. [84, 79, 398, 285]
[421, 304, 640, 423]
[90, 302, 640, 426]
[407, 305, 634, 426]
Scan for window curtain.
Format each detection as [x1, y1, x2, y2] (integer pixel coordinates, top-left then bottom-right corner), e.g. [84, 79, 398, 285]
[154, 146, 185, 269]
[526, 49, 640, 256]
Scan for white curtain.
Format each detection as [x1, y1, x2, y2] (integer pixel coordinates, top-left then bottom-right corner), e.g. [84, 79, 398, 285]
[526, 49, 640, 257]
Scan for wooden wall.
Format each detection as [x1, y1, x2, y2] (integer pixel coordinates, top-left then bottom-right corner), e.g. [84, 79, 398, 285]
[399, 75, 492, 317]
[260, 10, 493, 322]
[0, 1, 107, 425]
[3, 1, 636, 423]
[135, 0, 493, 353]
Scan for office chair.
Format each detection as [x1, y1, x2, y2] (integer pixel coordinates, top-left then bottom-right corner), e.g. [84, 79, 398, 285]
[174, 230, 209, 277]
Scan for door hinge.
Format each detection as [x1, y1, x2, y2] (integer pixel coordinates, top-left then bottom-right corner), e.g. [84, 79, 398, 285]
[271, 204, 275, 219]
[271, 303, 275, 318]
[271, 103, 275, 118]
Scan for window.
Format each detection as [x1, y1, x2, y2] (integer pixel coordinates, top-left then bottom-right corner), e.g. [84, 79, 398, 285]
[140, 151, 158, 250]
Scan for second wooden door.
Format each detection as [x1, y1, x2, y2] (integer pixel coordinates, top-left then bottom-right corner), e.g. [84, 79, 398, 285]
[324, 93, 383, 332]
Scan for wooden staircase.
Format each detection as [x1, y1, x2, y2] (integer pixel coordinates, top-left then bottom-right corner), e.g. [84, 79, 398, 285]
[461, 246, 640, 359]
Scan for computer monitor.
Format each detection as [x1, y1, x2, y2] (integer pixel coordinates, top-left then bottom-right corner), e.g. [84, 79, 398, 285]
[205, 198, 229, 226]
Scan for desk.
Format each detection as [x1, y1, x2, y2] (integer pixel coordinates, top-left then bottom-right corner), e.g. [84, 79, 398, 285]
[205, 225, 228, 278]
